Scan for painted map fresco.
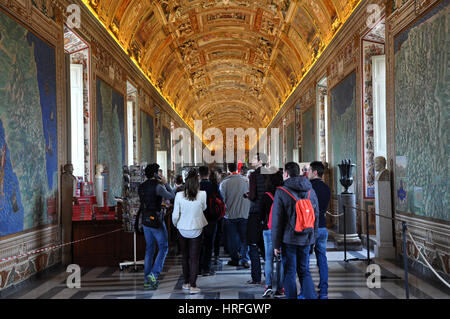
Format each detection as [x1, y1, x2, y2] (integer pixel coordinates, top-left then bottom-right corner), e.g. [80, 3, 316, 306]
[96, 79, 125, 207]
[394, 2, 449, 221]
[0, 11, 58, 237]
[286, 122, 295, 163]
[302, 107, 316, 162]
[162, 126, 171, 167]
[330, 71, 357, 195]
[140, 110, 155, 164]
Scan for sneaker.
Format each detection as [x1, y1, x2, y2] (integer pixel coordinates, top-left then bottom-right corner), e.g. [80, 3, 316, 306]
[190, 287, 201, 294]
[262, 286, 273, 298]
[182, 283, 190, 290]
[242, 262, 250, 269]
[144, 282, 156, 290]
[274, 288, 285, 298]
[147, 273, 159, 289]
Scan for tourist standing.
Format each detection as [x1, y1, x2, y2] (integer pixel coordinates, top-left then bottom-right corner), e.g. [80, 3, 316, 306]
[271, 162, 320, 299]
[219, 163, 250, 267]
[138, 163, 175, 290]
[172, 169, 208, 294]
[307, 161, 331, 299]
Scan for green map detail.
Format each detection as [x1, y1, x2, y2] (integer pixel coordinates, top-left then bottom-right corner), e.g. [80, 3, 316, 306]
[394, 5, 449, 221]
[302, 107, 316, 162]
[140, 110, 155, 164]
[97, 79, 124, 207]
[330, 71, 357, 195]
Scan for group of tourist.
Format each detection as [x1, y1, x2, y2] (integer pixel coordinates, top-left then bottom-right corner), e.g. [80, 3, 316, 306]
[137, 155, 331, 299]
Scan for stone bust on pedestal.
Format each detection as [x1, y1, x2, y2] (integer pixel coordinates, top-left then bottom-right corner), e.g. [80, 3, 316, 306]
[375, 156, 390, 181]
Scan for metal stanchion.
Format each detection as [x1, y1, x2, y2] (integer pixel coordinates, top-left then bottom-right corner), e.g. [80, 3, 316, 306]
[343, 205, 347, 261]
[366, 207, 371, 265]
[402, 221, 410, 299]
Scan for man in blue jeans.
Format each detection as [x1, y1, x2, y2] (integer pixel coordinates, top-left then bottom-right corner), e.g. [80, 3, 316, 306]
[271, 162, 320, 299]
[138, 163, 175, 289]
[308, 161, 331, 299]
[219, 163, 250, 268]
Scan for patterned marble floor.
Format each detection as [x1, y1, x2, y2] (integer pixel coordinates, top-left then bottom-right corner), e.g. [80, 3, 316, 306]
[2, 245, 449, 299]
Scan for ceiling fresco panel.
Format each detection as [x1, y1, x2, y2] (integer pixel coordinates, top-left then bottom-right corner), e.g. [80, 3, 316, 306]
[81, 0, 361, 134]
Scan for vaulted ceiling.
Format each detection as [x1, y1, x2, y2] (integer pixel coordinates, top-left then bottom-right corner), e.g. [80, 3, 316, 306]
[82, 0, 360, 133]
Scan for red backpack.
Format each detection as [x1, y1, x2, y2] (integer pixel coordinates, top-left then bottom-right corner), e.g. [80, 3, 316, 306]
[266, 192, 275, 230]
[208, 192, 226, 221]
[277, 187, 315, 234]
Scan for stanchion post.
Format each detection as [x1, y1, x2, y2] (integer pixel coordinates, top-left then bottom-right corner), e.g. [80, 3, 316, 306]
[366, 208, 370, 265]
[402, 221, 410, 299]
[343, 204, 347, 262]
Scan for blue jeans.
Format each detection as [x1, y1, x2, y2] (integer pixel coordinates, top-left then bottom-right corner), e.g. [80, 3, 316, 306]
[314, 227, 329, 297]
[263, 230, 284, 290]
[143, 222, 169, 282]
[224, 218, 249, 264]
[282, 243, 317, 299]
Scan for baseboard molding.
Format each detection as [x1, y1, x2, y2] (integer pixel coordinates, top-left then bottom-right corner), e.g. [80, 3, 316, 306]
[0, 263, 63, 298]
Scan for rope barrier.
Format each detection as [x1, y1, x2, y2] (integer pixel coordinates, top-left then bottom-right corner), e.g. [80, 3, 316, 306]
[407, 231, 450, 289]
[329, 196, 448, 290]
[326, 210, 343, 217]
[0, 228, 123, 263]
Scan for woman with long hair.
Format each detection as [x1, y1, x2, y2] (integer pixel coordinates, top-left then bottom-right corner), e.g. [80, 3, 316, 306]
[172, 168, 208, 294]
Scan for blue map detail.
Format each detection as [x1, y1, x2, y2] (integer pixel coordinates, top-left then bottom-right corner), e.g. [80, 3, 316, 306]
[0, 120, 25, 237]
[26, 33, 57, 190]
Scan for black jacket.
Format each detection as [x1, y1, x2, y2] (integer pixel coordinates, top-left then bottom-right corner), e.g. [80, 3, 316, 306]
[259, 192, 274, 231]
[310, 178, 331, 228]
[138, 179, 175, 213]
[271, 177, 319, 249]
[248, 167, 267, 214]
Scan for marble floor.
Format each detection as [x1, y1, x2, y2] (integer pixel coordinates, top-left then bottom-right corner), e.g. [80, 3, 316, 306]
[2, 244, 449, 299]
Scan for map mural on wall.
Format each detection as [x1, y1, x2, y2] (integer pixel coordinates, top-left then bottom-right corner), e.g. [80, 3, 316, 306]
[140, 110, 155, 164]
[161, 126, 171, 168]
[0, 11, 58, 237]
[302, 107, 316, 163]
[330, 70, 357, 195]
[286, 122, 295, 163]
[394, 2, 449, 221]
[96, 78, 125, 207]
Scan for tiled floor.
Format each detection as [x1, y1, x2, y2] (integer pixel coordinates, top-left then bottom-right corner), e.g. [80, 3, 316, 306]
[3, 244, 449, 299]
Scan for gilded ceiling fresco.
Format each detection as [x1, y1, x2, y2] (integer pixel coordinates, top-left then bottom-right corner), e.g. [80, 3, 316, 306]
[82, 0, 360, 132]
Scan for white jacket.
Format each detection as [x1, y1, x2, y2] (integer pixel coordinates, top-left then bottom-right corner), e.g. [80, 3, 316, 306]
[172, 190, 208, 230]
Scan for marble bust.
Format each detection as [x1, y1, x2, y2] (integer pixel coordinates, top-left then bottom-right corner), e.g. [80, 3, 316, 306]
[95, 164, 104, 178]
[375, 156, 390, 181]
